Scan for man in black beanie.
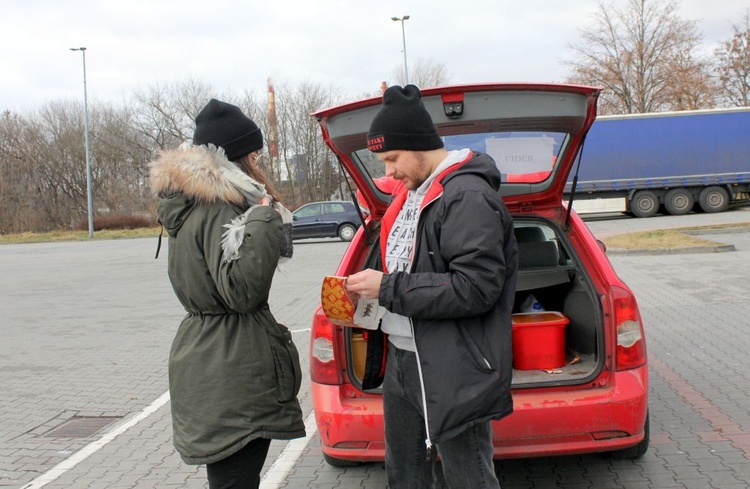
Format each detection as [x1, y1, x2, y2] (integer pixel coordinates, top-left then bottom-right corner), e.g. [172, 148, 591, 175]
[365, 84, 444, 154]
[347, 85, 518, 489]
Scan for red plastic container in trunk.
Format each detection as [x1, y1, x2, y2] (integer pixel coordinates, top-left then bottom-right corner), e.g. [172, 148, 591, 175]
[512, 312, 569, 370]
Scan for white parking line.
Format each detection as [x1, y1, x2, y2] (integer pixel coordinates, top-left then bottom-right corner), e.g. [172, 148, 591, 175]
[22, 328, 314, 489]
[21, 391, 171, 489]
[256, 326, 317, 488]
[260, 411, 318, 488]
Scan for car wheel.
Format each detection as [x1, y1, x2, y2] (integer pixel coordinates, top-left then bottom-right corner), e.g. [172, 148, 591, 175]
[606, 411, 650, 460]
[699, 186, 729, 213]
[323, 453, 361, 467]
[664, 188, 694, 216]
[338, 223, 357, 242]
[629, 190, 659, 218]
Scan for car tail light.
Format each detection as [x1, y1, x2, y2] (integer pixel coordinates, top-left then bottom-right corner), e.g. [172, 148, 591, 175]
[310, 307, 342, 385]
[611, 286, 647, 371]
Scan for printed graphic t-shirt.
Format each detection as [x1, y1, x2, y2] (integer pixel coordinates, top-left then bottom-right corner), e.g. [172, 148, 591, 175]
[381, 149, 470, 351]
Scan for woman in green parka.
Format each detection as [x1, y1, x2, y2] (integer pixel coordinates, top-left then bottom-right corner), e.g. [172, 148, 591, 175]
[149, 99, 304, 489]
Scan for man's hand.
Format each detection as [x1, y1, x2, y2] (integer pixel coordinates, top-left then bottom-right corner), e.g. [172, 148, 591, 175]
[345, 269, 384, 300]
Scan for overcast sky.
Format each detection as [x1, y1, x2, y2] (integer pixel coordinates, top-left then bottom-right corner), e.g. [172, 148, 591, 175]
[2, 0, 747, 113]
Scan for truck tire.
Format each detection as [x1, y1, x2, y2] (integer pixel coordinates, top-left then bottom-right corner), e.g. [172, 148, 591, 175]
[699, 186, 729, 213]
[630, 190, 659, 218]
[664, 188, 694, 215]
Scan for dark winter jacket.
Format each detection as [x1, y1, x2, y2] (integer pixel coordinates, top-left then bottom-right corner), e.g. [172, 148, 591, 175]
[149, 145, 305, 465]
[377, 151, 518, 444]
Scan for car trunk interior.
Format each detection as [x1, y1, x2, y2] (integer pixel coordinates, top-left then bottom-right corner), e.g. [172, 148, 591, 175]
[344, 216, 603, 390]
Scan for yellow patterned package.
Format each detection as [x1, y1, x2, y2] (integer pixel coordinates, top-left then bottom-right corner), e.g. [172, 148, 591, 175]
[321, 275, 356, 326]
[320, 275, 383, 329]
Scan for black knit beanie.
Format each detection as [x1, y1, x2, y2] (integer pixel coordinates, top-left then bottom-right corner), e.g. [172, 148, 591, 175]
[366, 84, 443, 153]
[193, 99, 263, 160]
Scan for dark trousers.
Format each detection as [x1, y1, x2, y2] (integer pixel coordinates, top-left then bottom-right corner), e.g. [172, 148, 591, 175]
[383, 346, 500, 489]
[205, 438, 271, 489]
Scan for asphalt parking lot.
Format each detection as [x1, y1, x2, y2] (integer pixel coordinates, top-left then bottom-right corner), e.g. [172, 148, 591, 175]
[1, 207, 749, 488]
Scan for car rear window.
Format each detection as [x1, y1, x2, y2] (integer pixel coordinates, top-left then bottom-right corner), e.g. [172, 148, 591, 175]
[351, 130, 569, 188]
[324, 203, 348, 214]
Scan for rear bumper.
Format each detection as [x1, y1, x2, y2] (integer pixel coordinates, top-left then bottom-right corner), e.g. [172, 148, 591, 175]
[312, 365, 648, 461]
[312, 382, 386, 462]
[493, 367, 649, 458]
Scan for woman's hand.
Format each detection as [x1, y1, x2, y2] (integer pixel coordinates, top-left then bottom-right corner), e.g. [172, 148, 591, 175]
[259, 196, 272, 206]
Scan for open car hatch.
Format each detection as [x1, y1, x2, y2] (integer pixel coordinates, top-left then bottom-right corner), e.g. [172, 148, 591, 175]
[313, 83, 600, 217]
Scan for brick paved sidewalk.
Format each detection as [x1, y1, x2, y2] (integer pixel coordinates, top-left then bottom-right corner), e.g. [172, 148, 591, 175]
[2, 230, 750, 488]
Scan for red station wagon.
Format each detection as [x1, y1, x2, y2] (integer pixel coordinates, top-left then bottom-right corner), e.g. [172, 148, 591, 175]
[309, 83, 649, 467]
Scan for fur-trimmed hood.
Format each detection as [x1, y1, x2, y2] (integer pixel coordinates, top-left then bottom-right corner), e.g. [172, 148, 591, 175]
[149, 144, 247, 206]
[150, 144, 294, 262]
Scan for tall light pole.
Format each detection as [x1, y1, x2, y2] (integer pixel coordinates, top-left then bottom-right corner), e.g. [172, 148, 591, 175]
[391, 15, 410, 84]
[70, 47, 94, 238]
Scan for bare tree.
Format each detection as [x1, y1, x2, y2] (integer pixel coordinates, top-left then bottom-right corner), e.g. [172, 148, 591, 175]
[393, 57, 450, 88]
[129, 78, 216, 152]
[36, 100, 92, 226]
[0, 101, 93, 231]
[0, 110, 45, 232]
[566, 0, 713, 114]
[0, 98, 161, 233]
[714, 10, 750, 107]
[1, 77, 361, 233]
[273, 81, 346, 206]
[91, 102, 155, 215]
[662, 48, 717, 110]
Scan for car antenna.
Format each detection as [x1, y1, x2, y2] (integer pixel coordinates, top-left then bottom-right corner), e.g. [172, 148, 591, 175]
[338, 157, 373, 244]
[564, 134, 587, 232]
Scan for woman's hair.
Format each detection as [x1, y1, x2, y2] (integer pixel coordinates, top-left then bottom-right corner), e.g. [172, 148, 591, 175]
[233, 154, 284, 204]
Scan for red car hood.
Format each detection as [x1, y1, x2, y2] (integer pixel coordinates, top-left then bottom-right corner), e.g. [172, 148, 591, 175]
[313, 83, 600, 217]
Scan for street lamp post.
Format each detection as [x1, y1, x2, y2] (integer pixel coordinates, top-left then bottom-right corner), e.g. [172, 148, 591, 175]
[391, 15, 410, 84]
[70, 47, 94, 238]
